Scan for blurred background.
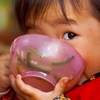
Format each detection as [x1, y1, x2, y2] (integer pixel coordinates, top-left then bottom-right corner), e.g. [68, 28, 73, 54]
[0, 0, 21, 54]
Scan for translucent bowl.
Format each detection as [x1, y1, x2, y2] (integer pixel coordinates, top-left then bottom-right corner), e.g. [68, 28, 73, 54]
[10, 34, 84, 92]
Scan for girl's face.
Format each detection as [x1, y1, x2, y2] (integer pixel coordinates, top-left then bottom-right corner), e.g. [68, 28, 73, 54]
[25, 1, 100, 83]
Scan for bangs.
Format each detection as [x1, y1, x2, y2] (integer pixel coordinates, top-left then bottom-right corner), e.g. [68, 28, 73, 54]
[15, 0, 83, 31]
[29, 0, 54, 23]
[15, 0, 53, 31]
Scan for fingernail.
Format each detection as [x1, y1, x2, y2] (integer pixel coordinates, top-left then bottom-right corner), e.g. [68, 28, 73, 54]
[63, 78, 69, 84]
[9, 74, 14, 78]
[16, 74, 22, 78]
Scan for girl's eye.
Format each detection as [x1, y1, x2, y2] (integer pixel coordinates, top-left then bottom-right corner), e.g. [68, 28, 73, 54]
[63, 32, 77, 40]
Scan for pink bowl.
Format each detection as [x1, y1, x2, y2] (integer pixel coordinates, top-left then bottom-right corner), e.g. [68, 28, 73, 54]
[10, 34, 84, 92]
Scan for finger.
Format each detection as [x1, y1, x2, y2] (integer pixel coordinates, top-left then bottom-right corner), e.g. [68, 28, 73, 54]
[15, 75, 42, 95]
[0, 59, 10, 70]
[15, 74, 45, 100]
[16, 94, 26, 100]
[4, 59, 10, 69]
[0, 60, 11, 75]
[10, 74, 31, 99]
[10, 74, 22, 94]
[0, 53, 10, 60]
[1, 76, 11, 88]
[0, 53, 10, 76]
[16, 93, 31, 100]
[53, 77, 69, 95]
[10, 74, 33, 95]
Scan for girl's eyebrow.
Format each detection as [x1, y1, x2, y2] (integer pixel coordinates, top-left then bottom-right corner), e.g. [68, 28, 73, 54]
[54, 18, 77, 25]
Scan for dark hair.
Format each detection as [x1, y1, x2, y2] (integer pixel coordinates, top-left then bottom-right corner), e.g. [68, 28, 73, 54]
[15, 0, 100, 32]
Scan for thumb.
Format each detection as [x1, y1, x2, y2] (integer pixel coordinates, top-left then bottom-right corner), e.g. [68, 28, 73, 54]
[53, 77, 69, 95]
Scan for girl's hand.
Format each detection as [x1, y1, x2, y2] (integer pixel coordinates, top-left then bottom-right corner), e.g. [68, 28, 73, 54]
[0, 53, 11, 92]
[10, 74, 69, 100]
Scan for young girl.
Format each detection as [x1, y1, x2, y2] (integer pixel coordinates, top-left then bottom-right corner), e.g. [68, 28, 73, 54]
[0, 0, 100, 100]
